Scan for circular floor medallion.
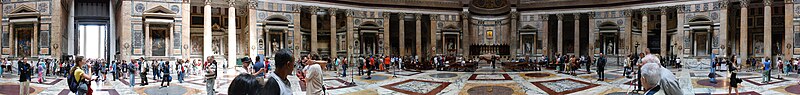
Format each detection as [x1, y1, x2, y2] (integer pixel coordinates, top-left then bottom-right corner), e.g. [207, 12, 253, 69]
[429, 73, 458, 78]
[466, 86, 514, 95]
[785, 84, 800, 94]
[696, 79, 724, 88]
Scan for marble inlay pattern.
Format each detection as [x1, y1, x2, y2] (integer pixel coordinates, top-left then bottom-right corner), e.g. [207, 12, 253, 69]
[468, 74, 512, 80]
[742, 77, 789, 86]
[690, 72, 721, 78]
[531, 78, 600, 95]
[387, 70, 424, 76]
[355, 74, 393, 84]
[458, 83, 525, 95]
[579, 73, 622, 82]
[381, 79, 451, 95]
[520, 72, 557, 80]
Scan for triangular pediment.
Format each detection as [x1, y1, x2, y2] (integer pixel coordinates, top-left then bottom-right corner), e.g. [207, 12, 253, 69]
[11, 5, 37, 14]
[144, 6, 176, 14]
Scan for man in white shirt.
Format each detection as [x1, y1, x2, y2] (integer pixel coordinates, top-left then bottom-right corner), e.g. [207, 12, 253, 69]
[262, 49, 295, 95]
[304, 54, 326, 95]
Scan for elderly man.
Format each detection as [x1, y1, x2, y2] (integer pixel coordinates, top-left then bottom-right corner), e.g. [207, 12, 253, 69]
[640, 52, 683, 95]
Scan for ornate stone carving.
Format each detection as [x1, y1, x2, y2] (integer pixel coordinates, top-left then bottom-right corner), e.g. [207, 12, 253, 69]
[660, 7, 668, 15]
[677, 5, 685, 13]
[786, 0, 793, 3]
[347, 9, 354, 17]
[249, 0, 257, 9]
[764, 0, 772, 6]
[720, 0, 729, 9]
[309, 6, 319, 14]
[557, 14, 563, 20]
[640, 9, 649, 15]
[293, 5, 301, 13]
[430, 14, 439, 20]
[228, 0, 235, 6]
[461, 11, 469, 19]
[472, 0, 509, 9]
[399, 13, 406, 19]
[624, 9, 633, 17]
[573, 13, 580, 20]
[510, 12, 518, 19]
[540, 15, 548, 20]
[205, 0, 211, 5]
[740, 0, 749, 8]
[383, 12, 390, 18]
[328, 8, 337, 16]
[415, 14, 422, 20]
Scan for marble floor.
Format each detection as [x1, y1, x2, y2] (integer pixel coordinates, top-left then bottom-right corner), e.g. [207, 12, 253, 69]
[4, 65, 800, 95]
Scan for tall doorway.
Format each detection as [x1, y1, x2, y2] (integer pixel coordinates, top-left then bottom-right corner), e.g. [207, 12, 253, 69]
[78, 24, 108, 59]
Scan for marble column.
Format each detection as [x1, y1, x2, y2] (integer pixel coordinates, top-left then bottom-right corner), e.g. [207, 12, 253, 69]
[227, 1, 237, 69]
[462, 12, 470, 57]
[786, 0, 794, 59]
[765, 0, 772, 58]
[248, 1, 257, 58]
[145, 23, 150, 56]
[384, 13, 391, 56]
[740, 1, 749, 60]
[293, 5, 302, 60]
[677, 6, 685, 59]
[430, 14, 438, 56]
[720, 2, 729, 57]
[346, 10, 354, 62]
[557, 14, 564, 54]
[310, 6, 319, 54]
[660, 8, 668, 56]
[574, 13, 580, 55]
[399, 13, 406, 56]
[588, 13, 596, 57]
[416, 14, 422, 56]
[641, 10, 649, 54]
[541, 15, 549, 55]
[182, 1, 192, 59]
[510, 12, 518, 58]
[625, 10, 633, 56]
[329, 8, 337, 58]
[203, 1, 212, 61]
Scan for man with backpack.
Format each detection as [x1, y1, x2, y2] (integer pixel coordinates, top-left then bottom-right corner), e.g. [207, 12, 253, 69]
[140, 59, 149, 86]
[128, 59, 137, 87]
[161, 60, 171, 87]
[68, 56, 94, 95]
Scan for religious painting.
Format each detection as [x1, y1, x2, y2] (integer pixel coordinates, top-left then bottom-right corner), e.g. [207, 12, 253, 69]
[151, 29, 168, 56]
[754, 37, 764, 56]
[695, 32, 708, 56]
[190, 35, 203, 55]
[15, 24, 33, 57]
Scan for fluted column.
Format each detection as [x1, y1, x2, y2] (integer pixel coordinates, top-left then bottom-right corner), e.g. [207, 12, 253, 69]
[293, 5, 302, 59]
[399, 13, 406, 56]
[430, 14, 438, 56]
[416, 14, 422, 56]
[510, 12, 518, 58]
[660, 8, 668, 56]
[557, 14, 564, 54]
[310, 6, 319, 54]
[740, 0, 749, 60]
[574, 13, 580, 55]
[765, 0, 772, 58]
[541, 15, 549, 55]
[346, 10, 354, 62]
[461, 12, 470, 57]
[384, 13, 391, 56]
[677, 5, 686, 59]
[641, 10, 649, 53]
[625, 10, 633, 55]
[329, 8, 337, 58]
[203, 0, 212, 61]
[786, 0, 794, 59]
[720, 2, 729, 57]
[248, 1, 257, 58]
[227, 1, 237, 68]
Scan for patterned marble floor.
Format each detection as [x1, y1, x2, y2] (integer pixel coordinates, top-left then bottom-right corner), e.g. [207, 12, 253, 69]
[1, 65, 800, 95]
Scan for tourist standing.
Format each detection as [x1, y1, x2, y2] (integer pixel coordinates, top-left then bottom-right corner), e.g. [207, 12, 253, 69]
[597, 53, 606, 81]
[727, 55, 742, 95]
[763, 58, 772, 83]
[305, 54, 325, 95]
[341, 57, 348, 77]
[71, 56, 94, 95]
[18, 57, 31, 95]
[161, 60, 171, 87]
[253, 56, 266, 77]
[261, 48, 294, 95]
[140, 58, 148, 86]
[128, 59, 136, 87]
[205, 56, 218, 95]
[37, 59, 46, 83]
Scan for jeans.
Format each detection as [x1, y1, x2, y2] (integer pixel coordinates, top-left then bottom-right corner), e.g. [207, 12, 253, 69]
[129, 72, 135, 87]
[178, 72, 184, 83]
[207, 79, 215, 95]
[763, 70, 771, 82]
[341, 64, 347, 77]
